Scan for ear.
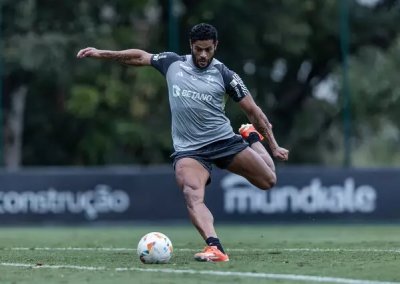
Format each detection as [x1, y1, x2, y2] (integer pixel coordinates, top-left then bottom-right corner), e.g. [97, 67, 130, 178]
[214, 40, 219, 51]
[189, 40, 193, 50]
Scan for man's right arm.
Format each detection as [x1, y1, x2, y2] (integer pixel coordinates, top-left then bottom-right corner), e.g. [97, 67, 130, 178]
[76, 47, 152, 66]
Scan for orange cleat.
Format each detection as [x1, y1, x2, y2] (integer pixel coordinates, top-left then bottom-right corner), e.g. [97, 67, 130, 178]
[239, 123, 264, 141]
[194, 246, 229, 262]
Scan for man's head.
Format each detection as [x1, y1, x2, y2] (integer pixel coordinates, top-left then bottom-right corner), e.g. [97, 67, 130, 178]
[189, 23, 218, 69]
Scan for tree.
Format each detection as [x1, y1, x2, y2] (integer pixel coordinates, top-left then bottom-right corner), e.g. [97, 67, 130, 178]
[2, 0, 400, 167]
[178, 0, 400, 165]
[3, 0, 170, 166]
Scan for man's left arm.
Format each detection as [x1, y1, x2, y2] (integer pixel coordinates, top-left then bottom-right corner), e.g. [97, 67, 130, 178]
[238, 95, 289, 161]
[217, 64, 288, 161]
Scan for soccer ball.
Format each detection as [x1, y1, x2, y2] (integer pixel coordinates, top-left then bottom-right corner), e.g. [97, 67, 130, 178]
[137, 232, 173, 264]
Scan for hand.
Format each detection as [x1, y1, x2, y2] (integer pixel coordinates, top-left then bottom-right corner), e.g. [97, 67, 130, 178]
[272, 146, 289, 161]
[76, 47, 101, 58]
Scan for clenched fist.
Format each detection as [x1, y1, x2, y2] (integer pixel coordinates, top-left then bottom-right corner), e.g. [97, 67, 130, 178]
[273, 147, 289, 161]
[76, 47, 102, 58]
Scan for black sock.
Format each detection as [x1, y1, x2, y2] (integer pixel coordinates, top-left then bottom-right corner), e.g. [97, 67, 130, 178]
[206, 237, 225, 254]
[246, 132, 261, 146]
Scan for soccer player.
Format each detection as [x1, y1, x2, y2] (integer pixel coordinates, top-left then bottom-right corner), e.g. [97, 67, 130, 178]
[77, 23, 289, 262]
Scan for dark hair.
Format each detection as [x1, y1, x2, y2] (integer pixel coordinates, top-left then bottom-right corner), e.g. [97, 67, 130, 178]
[189, 23, 218, 43]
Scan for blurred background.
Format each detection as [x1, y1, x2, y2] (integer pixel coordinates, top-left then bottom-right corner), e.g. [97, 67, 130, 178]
[0, 0, 399, 224]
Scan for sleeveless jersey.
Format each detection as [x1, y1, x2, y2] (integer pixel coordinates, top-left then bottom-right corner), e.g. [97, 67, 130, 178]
[151, 52, 249, 151]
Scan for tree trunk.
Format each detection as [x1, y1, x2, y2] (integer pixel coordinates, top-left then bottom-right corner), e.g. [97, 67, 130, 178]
[4, 86, 27, 171]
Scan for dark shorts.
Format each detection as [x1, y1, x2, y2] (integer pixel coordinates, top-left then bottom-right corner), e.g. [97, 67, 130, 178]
[171, 135, 249, 185]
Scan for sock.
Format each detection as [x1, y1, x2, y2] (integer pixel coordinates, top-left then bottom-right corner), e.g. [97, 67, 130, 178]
[206, 237, 225, 254]
[246, 132, 261, 146]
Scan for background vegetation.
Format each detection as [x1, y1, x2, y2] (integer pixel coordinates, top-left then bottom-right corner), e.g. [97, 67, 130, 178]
[2, 0, 400, 168]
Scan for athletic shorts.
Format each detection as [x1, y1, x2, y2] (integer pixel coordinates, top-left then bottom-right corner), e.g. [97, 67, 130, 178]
[171, 135, 249, 185]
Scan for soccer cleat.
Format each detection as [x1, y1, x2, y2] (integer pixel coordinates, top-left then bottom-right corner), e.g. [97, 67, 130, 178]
[239, 123, 264, 141]
[194, 246, 229, 262]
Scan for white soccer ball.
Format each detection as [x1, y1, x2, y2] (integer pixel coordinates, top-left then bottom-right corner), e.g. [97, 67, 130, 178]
[137, 232, 173, 264]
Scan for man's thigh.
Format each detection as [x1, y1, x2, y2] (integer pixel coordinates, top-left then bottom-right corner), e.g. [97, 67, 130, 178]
[175, 157, 210, 190]
[226, 147, 275, 189]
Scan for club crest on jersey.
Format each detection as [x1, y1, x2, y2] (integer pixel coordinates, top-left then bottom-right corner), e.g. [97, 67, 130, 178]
[206, 75, 215, 83]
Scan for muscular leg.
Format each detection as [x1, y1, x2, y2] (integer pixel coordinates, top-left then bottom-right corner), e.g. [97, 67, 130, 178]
[175, 157, 216, 239]
[227, 145, 276, 190]
[250, 141, 275, 172]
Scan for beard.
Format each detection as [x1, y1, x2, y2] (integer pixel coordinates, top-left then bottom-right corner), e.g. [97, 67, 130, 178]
[191, 50, 213, 69]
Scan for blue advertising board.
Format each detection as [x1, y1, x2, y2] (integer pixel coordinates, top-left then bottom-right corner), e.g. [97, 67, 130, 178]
[0, 167, 399, 224]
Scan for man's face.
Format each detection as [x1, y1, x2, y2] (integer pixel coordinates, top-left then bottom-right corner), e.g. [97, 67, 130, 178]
[190, 40, 218, 69]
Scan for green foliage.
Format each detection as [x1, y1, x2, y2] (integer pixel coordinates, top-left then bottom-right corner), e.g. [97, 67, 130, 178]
[3, 0, 400, 166]
[344, 37, 400, 166]
[181, 0, 400, 166]
[68, 85, 101, 118]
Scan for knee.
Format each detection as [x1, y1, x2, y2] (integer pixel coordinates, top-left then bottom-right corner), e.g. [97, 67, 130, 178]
[258, 174, 277, 190]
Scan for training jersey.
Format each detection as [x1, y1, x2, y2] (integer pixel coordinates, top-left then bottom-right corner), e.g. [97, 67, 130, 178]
[151, 52, 249, 152]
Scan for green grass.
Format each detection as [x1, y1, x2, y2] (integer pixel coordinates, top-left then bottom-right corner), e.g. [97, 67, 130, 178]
[0, 224, 399, 284]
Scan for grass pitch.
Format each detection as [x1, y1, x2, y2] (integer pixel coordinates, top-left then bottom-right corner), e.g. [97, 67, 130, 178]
[0, 224, 399, 284]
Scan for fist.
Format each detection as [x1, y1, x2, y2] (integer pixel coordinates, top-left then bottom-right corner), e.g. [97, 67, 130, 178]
[273, 147, 289, 161]
[76, 47, 100, 58]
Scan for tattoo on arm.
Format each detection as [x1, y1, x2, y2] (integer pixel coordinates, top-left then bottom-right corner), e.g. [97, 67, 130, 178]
[115, 54, 134, 65]
[250, 112, 279, 152]
[102, 51, 143, 65]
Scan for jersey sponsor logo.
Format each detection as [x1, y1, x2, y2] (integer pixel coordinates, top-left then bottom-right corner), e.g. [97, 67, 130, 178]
[172, 84, 212, 102]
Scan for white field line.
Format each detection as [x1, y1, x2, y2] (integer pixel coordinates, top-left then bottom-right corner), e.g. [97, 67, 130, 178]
[0, 262, 399, 284]
[0, 262, 104, 270]
[3, 247, 400, 253]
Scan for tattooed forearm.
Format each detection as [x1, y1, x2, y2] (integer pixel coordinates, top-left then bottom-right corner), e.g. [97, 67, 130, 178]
[101, 50, 143, 65]
[249, 111, 279, 152]
[115, 54, 135, 65]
